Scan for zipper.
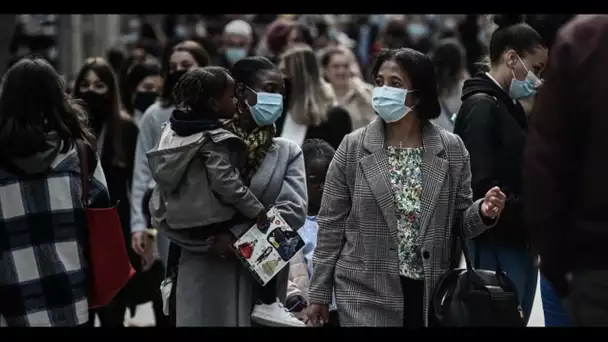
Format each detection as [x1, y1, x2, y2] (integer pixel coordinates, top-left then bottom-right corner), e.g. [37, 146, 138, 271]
[517, 305, 524, 319]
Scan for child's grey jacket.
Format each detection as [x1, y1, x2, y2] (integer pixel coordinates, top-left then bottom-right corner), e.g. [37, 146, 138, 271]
[147, 123, 264, 233]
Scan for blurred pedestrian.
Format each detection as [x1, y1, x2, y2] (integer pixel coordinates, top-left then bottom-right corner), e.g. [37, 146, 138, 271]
[122, 60, 162, 124]
[220, 19, 254, 68]
[319, 46, 374, 130]
[307, 47, 504, 327]
[429, 38, 470, 132]
[278, 44, 351, 149]
[260, 19, 294, 63]
[406, 15, 433, 53]
[131, 40, 209, 268]
[524, 15, 608, 327]
[107, 47, 126, 75]
[453, 15, 547, 324]
[73, 57, 139, 327]
[0, 56, 110, 327]
[287, 22, 315, 49]
[459, 15, 487, 76]
[286, 139, 336, 324]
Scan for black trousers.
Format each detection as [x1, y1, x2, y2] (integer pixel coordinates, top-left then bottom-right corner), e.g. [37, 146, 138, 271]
[400, 276, 425, 328]
[565, 270, 608, 326]
[327, 311, 340, 327]
[259, 278, 278, 304]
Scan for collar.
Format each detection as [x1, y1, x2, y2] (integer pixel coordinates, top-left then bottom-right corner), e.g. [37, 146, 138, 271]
[485, 72, 516, 104]
[362, 118, 444, 156]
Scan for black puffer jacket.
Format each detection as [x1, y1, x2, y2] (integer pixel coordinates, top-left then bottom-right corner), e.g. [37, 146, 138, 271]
[454, 72, 528, 248]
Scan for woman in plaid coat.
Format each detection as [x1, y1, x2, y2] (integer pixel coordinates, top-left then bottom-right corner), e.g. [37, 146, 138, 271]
[0, 57, 110, 327]
[307, 48, 506, 327]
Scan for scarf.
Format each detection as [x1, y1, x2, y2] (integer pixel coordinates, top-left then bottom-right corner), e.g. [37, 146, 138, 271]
[222, 112, 276, 184]
[169, 109, 222, 137]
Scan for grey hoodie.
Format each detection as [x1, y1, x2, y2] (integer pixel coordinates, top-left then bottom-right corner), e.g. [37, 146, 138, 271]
[10, 133, 61, 174]
[147, 124, 265, 247]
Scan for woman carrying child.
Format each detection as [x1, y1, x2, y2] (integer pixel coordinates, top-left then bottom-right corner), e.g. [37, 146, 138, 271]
[149, 59, 307, 327]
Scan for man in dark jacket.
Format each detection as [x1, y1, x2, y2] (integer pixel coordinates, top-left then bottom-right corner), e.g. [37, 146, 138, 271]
[524, 15, 608, 326]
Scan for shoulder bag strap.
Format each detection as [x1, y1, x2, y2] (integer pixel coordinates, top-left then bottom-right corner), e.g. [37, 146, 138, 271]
[75, 140, 89, 208]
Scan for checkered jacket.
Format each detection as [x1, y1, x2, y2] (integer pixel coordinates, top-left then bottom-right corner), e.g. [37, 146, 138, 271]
[309, 119, 495, 326]
[0, 144, 109, 327]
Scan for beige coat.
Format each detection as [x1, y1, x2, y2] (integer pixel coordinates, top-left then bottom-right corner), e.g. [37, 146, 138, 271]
[336, 78, 376, 131]
[287, 251, 310, 321]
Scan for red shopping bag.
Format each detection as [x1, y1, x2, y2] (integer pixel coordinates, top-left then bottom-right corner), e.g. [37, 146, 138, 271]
[76, 141, 135, 309]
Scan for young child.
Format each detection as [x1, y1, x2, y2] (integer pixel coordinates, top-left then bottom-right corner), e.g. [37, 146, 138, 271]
[286, 139, 339, 326]
[147, 66, 303, 327]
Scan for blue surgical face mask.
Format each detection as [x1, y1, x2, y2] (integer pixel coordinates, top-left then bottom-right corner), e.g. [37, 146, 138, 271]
[247, 87, 284, 126]
[509, 55, 543, 100]
[407, 23, 429, 40]
[175, 25, 187, 38]
[372, 86, 416, 123]
[225, 47, 247, 64]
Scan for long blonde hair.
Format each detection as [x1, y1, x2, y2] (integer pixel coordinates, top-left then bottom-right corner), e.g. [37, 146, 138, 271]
[281, 44, 336, 126]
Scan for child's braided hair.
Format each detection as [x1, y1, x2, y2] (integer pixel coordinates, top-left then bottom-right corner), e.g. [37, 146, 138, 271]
[172, 66, 231, 114]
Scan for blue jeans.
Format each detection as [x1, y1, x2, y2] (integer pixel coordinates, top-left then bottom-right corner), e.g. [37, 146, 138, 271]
[540, 275, 570, 326]
[468, 241, 538, 325]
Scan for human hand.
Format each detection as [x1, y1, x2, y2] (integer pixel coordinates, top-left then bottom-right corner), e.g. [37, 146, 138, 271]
[480, 186, 506, 219]
[131, 231, 148, 256]
[286, 295, 308, 313]
[307, 303, 329, 327]
[210, 233, 234, 259]
[256, 209, 268, 227]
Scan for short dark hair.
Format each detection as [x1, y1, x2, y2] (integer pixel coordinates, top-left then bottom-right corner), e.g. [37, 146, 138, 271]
[489, 15, 546, 65]
[231, 56, 276, 88]
[172, 66, 231, 114]
[429, 38, 467, 95]
[302, 138, 335, 168]
[371, 48, 441, 121]
[0, 56, 94, 159]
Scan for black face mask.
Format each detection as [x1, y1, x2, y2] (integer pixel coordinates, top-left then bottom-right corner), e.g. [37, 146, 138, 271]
[133, 91, 158, 113]
[162, 70, 188, 101]
[79, 91, 110, 129]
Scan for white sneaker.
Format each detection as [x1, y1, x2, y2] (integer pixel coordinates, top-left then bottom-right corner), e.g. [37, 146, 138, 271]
[251, 298, 306, 327]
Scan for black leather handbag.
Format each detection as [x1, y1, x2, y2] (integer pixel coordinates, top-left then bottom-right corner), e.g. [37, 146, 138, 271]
[432, 212, 526, 327]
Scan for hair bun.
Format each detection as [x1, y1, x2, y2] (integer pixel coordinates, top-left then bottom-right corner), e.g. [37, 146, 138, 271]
[493, 14, 525, 29]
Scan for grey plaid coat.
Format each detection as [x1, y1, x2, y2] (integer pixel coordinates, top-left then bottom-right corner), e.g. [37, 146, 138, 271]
[309, 119, 495, 327]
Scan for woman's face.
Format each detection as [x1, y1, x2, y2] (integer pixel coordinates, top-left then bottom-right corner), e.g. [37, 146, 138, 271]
[240, 69, 285, 108]
[132, 75, 162, 112]
[236, 68, 285, 127]
[510, 47, 548, 82]
[286, 27, 303, 51]
[78, 70, 109, 95]
[374, 59, 418, 108]
[136, 75, 163, 93]
[131, 48, 147, 64]
[169, 51, 199, 74]
[326, 52, 350, 87]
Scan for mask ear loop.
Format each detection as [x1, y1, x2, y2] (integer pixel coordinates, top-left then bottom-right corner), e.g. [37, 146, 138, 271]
[236, 83, 249, 114]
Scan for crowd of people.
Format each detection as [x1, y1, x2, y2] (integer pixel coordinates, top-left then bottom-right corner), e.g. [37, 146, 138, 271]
[0, 13, 605, 328]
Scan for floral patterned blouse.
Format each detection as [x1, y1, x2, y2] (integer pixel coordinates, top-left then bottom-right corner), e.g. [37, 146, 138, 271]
[387, 146, 424, 280]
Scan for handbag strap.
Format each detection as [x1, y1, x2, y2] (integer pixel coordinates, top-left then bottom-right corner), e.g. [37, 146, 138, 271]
[453, 209, 504, 275]
[75, 140, 89, 208]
